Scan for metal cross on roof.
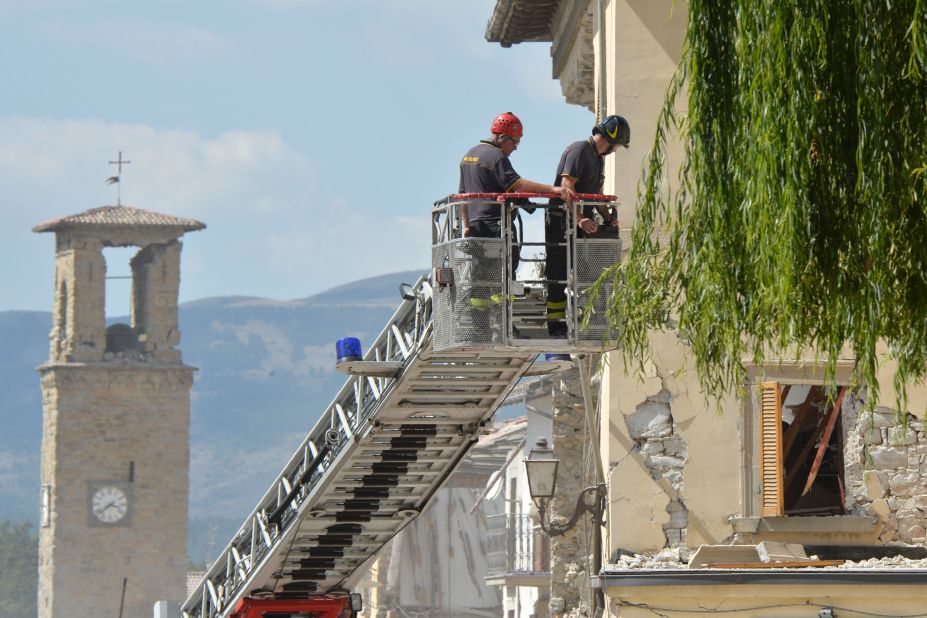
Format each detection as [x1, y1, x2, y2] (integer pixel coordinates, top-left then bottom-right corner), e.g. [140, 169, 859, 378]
[106, 150, 131, 205]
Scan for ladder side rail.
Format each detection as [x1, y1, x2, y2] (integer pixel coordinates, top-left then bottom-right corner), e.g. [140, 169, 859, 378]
[186, 359, 408, 616]
[247, 336, 457, 608]
[196, 329, 440, 618]
[217, 420, 379, 615]
[184, 275, 430, 618]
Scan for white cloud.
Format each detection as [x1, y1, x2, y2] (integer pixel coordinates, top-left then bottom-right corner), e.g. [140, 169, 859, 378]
[0, 116, 428, 312]
[0, 116, 315, 223]
[45, 19, 225, 67]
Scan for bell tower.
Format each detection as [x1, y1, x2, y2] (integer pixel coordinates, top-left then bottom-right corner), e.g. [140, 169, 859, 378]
[33, 205, 205, 618]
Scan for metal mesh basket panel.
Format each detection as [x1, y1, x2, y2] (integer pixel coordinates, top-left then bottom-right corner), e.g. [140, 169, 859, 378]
[432, 238, 505, 351]
[574, 237, 621, 341]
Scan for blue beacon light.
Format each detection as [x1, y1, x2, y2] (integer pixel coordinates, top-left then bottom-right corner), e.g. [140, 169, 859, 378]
[336, 337, 363, 365]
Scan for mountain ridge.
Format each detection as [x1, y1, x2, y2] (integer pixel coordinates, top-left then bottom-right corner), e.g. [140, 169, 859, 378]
[0, 269, 425, 560]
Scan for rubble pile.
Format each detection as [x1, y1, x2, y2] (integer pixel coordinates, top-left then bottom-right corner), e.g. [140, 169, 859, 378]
[837, 555, 927, 569]
[609, 546, 927, 570]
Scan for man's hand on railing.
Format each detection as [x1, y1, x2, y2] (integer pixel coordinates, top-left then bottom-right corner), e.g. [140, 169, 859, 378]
[577, 217, 598, 234]
[558, 186, 577, 202]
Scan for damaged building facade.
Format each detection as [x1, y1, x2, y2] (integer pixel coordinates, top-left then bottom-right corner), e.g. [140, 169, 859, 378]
[486, 1, 927, 616]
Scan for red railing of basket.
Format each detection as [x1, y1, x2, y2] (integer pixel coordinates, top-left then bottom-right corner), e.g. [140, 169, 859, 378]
[448, 192, 617, 202]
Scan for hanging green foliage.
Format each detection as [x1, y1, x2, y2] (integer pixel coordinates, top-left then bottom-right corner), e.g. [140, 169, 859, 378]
[601, 0, 927, 407]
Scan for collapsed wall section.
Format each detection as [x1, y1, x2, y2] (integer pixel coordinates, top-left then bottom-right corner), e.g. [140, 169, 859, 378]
[846, 405, 927, 544]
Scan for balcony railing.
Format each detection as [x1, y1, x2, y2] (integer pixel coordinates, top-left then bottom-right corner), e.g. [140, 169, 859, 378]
[486, 514, 550, 578]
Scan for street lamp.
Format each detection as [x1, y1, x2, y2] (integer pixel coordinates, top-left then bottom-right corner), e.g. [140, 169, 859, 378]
[525, 437, 559, 505]
[524, 437, 607, 537]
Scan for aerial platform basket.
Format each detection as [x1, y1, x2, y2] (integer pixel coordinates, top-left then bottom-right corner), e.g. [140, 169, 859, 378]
[431, 192, 622, 354]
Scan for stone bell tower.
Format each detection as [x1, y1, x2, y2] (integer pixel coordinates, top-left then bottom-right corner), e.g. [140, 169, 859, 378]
[33, 205, 205, 618]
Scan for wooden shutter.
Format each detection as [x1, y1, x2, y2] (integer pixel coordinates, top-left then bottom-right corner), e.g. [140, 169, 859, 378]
[759, 381, 784, 516]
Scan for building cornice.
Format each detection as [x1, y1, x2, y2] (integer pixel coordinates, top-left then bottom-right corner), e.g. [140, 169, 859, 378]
[485, 0, 560, 47]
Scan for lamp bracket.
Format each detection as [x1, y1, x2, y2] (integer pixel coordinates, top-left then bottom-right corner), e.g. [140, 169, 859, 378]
[536, 483, 607, 537]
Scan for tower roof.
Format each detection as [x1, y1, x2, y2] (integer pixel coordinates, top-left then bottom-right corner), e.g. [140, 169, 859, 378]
[33, 205, 206, 234]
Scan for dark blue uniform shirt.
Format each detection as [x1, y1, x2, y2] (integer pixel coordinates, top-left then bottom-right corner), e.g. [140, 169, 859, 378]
[458, 140, 522, 222]
[551, 138, 604, 218]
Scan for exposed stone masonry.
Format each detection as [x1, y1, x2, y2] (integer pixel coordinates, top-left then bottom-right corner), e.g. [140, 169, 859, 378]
[624, 388, 690, 547]
[549, 366, 595, 618]
[844, 401, 927, 544]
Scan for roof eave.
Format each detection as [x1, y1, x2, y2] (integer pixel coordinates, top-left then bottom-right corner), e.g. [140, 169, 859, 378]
[32, 205, 206, 234]
[32, 221, 206, 234]
[484, 0, 559, 47]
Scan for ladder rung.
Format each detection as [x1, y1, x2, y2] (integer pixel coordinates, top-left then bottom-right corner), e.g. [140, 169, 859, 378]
[408, 378, 512, 386]
[399, 392, 499, 401]
[394, 404, 493, 412]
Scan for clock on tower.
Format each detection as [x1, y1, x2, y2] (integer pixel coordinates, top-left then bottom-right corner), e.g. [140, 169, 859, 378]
[88, 481, 133, 526]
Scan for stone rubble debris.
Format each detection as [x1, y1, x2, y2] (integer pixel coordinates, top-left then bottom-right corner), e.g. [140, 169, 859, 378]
[608, 548, 927, 570]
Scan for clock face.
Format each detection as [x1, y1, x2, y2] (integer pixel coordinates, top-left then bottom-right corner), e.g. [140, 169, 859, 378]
[91, 485, 129, 523]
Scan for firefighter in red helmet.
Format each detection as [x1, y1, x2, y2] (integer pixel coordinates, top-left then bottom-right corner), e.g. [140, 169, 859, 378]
[459, 112, 575, 248]
[457, 113, 574, 339]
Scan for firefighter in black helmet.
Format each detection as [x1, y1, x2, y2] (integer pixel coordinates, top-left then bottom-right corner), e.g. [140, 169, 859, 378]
[545, 115, 630, 337]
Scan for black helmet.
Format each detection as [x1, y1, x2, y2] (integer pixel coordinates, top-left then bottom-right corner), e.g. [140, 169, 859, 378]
[593, 115, 630, 148]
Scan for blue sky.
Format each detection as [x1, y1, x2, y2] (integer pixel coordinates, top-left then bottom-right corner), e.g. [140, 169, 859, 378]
[1, 0, 594, 315]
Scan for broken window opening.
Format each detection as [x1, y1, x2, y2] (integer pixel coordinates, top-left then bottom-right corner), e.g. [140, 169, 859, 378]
[760, 382, 848, 517]
[103, 246, 139, 354]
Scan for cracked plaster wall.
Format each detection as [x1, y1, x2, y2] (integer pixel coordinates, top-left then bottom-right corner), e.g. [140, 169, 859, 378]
[601, 331, 741, 555]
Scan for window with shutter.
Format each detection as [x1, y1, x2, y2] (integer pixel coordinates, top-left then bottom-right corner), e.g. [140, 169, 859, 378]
[757, 382, 848, 517]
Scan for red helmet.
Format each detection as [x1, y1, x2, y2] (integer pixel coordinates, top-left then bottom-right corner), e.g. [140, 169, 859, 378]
[490, 112, 523, 139]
